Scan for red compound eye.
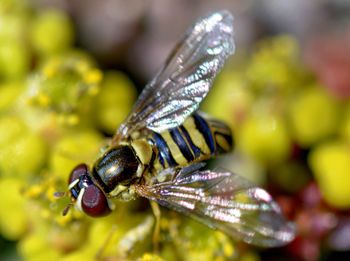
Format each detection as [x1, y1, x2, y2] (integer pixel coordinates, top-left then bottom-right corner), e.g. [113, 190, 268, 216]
[69, 163, 89, 184]
[81, 184, 111, 217]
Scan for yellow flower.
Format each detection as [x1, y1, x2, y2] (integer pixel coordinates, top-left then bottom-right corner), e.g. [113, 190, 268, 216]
[0, 178, 28, 240]
[309, 141, 350, 208]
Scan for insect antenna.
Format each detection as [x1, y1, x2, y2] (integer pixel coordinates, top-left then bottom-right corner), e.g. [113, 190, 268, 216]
[62, 202, 74, 216]
[53, 191, 73, 216]
[53, 191, 67, 198]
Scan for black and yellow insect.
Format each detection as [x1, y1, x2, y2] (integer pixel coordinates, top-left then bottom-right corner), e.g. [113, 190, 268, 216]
[63, 11, 295, 247]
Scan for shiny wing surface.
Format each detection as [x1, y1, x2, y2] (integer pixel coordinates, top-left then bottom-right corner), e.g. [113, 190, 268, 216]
[115, 11, 235, 142]
[135, 166, 295, 247]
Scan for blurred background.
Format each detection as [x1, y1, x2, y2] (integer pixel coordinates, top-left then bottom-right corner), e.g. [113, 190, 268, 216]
[1, 0, 350, 260]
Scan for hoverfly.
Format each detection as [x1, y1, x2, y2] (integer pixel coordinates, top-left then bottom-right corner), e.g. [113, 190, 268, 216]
[62, 10, 295, 247]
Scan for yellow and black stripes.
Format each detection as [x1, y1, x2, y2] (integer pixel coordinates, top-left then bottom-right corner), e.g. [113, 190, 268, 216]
[206, 117, 233, 153]
[192, 113, 216, 154]
[169, 128, 195, 162]
[179, 126, 201, 158]
[149, 112, 233, 170]
[152, 132, 177, 168]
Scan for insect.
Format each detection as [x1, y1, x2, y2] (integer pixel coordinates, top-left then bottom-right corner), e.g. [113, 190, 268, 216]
[62, 10, 295, 247]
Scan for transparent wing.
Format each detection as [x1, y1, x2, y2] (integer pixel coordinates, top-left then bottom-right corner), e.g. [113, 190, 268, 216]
[115, 11, 235, 142]
[135, 165, 295, 247]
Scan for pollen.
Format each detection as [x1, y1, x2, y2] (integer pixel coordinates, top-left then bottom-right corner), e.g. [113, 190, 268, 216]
[67, 114, 80, 126]
[37, 93, 51, 107]
[141, 253, 164, 261]
[55, 214, 72, 227]
[42, 64, 57, 78]
[24, 184, 44, 198]
[216, 232, 235, 257]
[84, 69, 103, 85]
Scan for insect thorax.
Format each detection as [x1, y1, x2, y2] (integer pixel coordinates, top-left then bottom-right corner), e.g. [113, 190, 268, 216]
[91, 139, 155, 197]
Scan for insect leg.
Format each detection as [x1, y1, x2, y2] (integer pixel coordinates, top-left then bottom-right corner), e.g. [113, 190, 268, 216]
[118, 215, 154, 256]
[150, 200, 161, 253]
[95, 225, 117, 261]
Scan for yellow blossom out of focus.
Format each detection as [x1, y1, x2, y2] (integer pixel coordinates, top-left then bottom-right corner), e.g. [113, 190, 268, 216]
[50, 130, 104, 180]
[309, 141, 350, 208]
[340, 103, 350, 141]
[0, 116, 47, 177]
[289, 85, 342, 147]
[237, 113, 291, 164]
[27, 51, 103, 116]
[246, 35, 300, 91]
[0, 82, 24, 111]
[0, 179, 28, 240]
[94, 71, 137, 134]
[30, 9, 74, 56]
[0, 40, 30, 80]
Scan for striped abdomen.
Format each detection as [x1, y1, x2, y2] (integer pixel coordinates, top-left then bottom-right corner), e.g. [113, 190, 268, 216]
[149, 112, 233, 170]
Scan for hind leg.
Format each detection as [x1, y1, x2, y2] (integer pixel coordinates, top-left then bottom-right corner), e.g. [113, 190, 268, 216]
[150, 201, 161, 253]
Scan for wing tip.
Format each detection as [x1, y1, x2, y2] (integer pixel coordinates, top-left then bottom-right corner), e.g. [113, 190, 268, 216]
[275, 221, 296, 246]
[246, 221, 296, 248]
[204, 10, 233, 20]
[202, 10, 234, 31]
[262, 220, 296, 248]
[216, 10, 234, 22]
[204, 10, 235, 56]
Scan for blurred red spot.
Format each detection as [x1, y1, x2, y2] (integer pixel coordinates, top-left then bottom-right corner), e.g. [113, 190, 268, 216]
[304, 27, 350, 99]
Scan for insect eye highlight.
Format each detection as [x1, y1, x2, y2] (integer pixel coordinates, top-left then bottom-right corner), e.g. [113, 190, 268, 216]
[68, 163, 96, 204]
[69, 163, 89, 184]
[81, 184, 111, 217]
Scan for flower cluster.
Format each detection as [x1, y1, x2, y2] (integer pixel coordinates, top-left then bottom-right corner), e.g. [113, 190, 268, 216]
[1, 1, 350, 260]
[0, 1, 239, 260]
[204, 34, 350, 260]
